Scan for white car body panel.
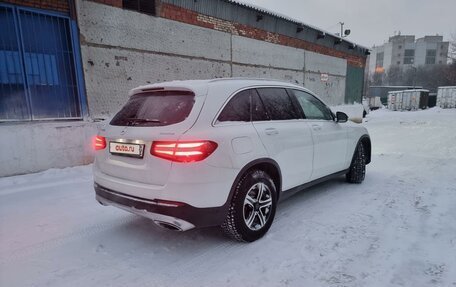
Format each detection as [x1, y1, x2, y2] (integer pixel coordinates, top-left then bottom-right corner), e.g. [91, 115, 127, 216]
[308, 120, 348, 179]
[253, 120, 313, 190]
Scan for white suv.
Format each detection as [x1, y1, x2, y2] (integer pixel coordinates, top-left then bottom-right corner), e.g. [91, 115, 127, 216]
[93, 78, 371, 242]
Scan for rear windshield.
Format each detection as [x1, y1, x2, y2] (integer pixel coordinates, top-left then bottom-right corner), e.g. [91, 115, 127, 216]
[110, 91, 195, 127]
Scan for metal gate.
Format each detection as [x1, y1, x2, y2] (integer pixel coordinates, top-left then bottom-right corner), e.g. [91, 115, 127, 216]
[344, 64, 364, 104]
[0, 4, 84, 121]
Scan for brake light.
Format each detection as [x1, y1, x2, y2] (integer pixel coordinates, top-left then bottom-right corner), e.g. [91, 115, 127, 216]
[93, 135, 106, 150]
[151, 140, 218, 162]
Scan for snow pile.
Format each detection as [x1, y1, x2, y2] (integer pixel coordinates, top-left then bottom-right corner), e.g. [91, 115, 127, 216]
[331, 104, 364, 122]
[1, 108, 456, 286]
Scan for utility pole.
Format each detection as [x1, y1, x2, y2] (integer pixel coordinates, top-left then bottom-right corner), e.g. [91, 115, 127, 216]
[411, 66, 417, 88]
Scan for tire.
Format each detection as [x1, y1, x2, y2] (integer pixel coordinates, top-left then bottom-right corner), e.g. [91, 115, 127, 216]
[346, 142, 366, 183]
[221, 169, 278, 242]
[363, 110, 367, 118]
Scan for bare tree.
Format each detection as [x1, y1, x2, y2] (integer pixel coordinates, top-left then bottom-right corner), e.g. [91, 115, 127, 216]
[370, 71, 385, 86]
[370, 64, 456, 92]
[385, 66, 404, 86]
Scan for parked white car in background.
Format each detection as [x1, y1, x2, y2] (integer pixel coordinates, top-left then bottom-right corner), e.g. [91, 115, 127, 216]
[93, 78, 371, 242]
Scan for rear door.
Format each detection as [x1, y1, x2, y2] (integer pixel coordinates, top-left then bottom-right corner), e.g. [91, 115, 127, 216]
[96, 90, 202, 186]
[290, 89, 348, 180]
[252, 88, 313, 190]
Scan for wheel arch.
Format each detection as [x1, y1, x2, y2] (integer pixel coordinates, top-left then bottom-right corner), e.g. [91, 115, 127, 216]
[358, 135, 371, 164]
[229, 158, 282, 202]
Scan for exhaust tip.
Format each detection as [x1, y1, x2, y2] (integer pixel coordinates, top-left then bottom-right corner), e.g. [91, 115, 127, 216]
[154, 221, 182, 231]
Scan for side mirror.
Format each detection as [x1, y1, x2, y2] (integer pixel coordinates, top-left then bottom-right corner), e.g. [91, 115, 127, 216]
[336, 111, 348, 123]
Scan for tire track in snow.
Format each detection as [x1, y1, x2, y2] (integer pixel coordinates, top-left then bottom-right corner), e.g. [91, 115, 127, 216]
[0, 178, 378, 286]
[142, 184, 347, 286]
[0, 214, 136, 266]
[0, 177, 91, 196]
[183, 188, 365, 287]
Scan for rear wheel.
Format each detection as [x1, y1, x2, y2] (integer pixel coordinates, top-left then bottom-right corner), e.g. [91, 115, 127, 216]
[346, 142, 366, 183]
[221, 170, 277, 242]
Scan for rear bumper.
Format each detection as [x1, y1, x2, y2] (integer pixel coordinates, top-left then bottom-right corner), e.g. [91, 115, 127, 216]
[93, 163, 237, 208]
[94, 183, 228, 229]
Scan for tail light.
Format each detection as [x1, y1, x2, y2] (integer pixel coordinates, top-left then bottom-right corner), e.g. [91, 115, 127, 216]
[93, 135, 106, 150]
[151, 140, 218, 163]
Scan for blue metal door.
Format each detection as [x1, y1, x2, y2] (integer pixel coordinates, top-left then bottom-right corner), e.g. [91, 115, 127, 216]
[0, 4, 82, 121]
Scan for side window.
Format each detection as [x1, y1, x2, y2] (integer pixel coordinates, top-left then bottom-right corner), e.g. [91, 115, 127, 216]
[252, 90, 269, 121]
[256, 88, 301, 120]
[292, 90, 333, 120]
[217, 89, 251, 122]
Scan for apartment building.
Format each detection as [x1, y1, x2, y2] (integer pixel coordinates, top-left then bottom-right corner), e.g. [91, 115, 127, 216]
[368, 34, 449, 75]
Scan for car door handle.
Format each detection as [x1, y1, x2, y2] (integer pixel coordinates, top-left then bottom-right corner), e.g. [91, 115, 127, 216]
[311, 124, 322, 131]
[265, 128, 279, 135]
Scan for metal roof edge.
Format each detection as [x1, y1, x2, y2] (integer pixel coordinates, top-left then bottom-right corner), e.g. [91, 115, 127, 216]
[226, 0, 370, 51]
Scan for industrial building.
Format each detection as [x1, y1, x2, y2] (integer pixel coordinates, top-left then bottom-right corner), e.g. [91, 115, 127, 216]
[368, 34, 450, 75]
[0, 0, 369, 176]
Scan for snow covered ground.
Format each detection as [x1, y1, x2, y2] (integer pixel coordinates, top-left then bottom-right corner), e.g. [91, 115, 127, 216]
[1, 108, 455, 287]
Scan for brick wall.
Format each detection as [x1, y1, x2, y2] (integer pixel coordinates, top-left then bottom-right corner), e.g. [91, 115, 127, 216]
[2, 0, 70, 13]
[89, 0, 121, 8]
[160, 3, 366, 68]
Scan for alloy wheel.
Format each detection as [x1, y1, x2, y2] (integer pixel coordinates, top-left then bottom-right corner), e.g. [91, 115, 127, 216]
[243, 182, 273, 231]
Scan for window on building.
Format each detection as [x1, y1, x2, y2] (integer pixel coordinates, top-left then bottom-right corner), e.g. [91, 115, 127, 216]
[0, 51, 23, 85]
[397, 61, 401, 65]
[123, 0, 156, 15]
[0, 6, 82, 121]
[425, 49, 436, 65]
[403, 49, 415, 64]
[439, 61, 443, 64]
[376, 52, 384, 67]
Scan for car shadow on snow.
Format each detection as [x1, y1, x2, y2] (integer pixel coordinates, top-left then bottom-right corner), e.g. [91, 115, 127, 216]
[278, 176, 351, 208]
[82, 176, 368, 275]
[104, 214, 227, 246]
[101, 176, 354, 247]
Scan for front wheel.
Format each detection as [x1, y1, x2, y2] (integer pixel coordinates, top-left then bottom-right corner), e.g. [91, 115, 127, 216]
[346, 142, 366, 183]
[221, 170, 277, 242]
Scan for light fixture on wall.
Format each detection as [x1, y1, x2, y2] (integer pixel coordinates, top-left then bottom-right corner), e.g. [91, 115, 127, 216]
[338, 22, 351, 38]
[296, 25, 304, 33]
[334, 38, 342, 45]
[317, 32, 326, 39]
[349, 43, 356, 50]
[256, 14, 263, 22]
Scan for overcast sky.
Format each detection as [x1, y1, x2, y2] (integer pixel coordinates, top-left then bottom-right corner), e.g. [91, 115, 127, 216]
[237, 0, 455, 47]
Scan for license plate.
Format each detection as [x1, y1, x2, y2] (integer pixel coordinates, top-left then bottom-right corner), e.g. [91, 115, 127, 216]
[109, 142, 144, 158]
